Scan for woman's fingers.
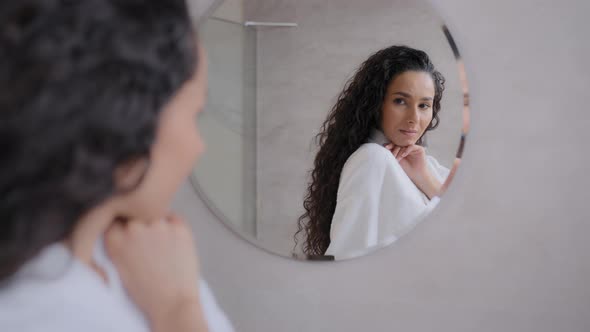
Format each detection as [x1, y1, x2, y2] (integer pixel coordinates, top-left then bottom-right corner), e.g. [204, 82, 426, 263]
[392, 146, 402, 159]
[400, 146, 413, 159]
[386, 144, 425, 161]
[400, 145, 423, 159]
[396, 147, 407, 161]
[386, 144, 404, 160]
[104, 213, 200, 323]
[396, 145, 426, 162]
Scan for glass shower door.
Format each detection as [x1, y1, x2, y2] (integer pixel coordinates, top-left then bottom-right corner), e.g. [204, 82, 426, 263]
[191, 16, 257, 237]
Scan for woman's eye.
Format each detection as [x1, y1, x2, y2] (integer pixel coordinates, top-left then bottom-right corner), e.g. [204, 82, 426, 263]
[419, 103, 431, 110]
[393, 98, 405, 105]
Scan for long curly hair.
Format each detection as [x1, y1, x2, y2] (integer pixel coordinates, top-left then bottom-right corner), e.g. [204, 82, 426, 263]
[295, 45, 446, 257]
[0, 0, 197, 281]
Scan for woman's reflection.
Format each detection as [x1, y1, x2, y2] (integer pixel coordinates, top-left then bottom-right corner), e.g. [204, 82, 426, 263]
[296, 45, 451, 259]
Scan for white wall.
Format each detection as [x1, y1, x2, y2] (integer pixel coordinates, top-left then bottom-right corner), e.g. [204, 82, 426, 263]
[179, 0, 590, 331]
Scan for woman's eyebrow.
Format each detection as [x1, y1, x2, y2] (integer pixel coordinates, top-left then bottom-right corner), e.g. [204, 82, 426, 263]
[392, 91, 433, 101]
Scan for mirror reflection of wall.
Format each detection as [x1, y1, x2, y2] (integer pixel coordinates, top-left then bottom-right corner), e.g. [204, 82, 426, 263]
[193, 0, 468, 260]
[192, 0, 258, 236]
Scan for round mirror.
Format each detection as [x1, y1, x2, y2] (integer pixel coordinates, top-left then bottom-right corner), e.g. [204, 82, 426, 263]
[193, 0, 470, 261]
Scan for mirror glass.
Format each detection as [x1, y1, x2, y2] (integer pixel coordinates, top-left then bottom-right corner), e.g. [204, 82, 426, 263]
[193, 0, 470, 260]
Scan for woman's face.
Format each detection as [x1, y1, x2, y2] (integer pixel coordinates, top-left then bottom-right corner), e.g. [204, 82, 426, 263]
[381, 70, 435, 146]
[116, 46, 208, 221]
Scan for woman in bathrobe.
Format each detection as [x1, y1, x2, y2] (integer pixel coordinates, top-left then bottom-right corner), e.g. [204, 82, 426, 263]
[297, 45, 450, 260]
[0, 1, 233, 331]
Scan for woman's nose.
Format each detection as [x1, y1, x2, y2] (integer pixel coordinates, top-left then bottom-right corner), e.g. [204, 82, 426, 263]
[407, 107, 419, 123]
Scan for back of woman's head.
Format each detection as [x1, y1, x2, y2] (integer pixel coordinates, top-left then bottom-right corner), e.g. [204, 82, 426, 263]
[296, 45, 445, 256]
[0, 0, 197, 280]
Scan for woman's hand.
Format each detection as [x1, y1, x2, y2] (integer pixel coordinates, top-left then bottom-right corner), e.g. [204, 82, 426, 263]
[386, 143, 441, 199]
[105, 214, 208, 332]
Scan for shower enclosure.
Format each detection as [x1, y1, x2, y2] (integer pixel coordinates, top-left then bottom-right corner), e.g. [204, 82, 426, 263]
[191, 16, 258, 236]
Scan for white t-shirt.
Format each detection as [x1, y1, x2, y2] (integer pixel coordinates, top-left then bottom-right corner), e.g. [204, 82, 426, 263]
[0, 241, 234, 332]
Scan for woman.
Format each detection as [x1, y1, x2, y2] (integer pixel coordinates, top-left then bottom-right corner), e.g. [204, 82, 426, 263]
[297, 45, 450, 259]
[0, 1, 233, 331]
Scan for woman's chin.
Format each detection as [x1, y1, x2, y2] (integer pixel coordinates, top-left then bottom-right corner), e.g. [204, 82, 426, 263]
[392, 138, 416, 147]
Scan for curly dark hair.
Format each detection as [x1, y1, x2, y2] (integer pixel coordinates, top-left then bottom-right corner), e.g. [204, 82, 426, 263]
[295, 45, 445, 257]
[0, 0, 197, 281]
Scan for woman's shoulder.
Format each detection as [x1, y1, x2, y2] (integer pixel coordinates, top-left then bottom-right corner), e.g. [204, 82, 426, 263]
[349, 144, 447, 171]
[339, 143, 396, 182]
[0, 244, 148, 332]
[347, 143, 393, 164]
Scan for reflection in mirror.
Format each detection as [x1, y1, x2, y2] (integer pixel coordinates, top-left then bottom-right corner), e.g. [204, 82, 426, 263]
[192, 0, 470, 261]
[297, 46, 451, 260]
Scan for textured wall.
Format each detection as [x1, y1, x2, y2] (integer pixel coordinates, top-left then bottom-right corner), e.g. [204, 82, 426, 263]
[177, 0, 590, 331]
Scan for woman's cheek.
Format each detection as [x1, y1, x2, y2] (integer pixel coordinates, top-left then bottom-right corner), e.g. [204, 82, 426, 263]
[422, 112, 433, 129]
[189, 120, 205, 163]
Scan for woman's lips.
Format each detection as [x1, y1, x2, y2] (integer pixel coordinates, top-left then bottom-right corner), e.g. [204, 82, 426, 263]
[399, 129, 418, 137]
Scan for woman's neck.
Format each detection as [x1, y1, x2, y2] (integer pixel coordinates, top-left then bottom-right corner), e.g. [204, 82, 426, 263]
[65, 205, 116, 272]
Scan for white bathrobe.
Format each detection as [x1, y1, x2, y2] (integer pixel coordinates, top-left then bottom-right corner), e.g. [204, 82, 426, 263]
[325, 139, 449, 260]
[0, 240, 234, 332]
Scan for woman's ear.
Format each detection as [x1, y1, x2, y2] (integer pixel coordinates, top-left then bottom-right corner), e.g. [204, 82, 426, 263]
[113, 156, 150, 193]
